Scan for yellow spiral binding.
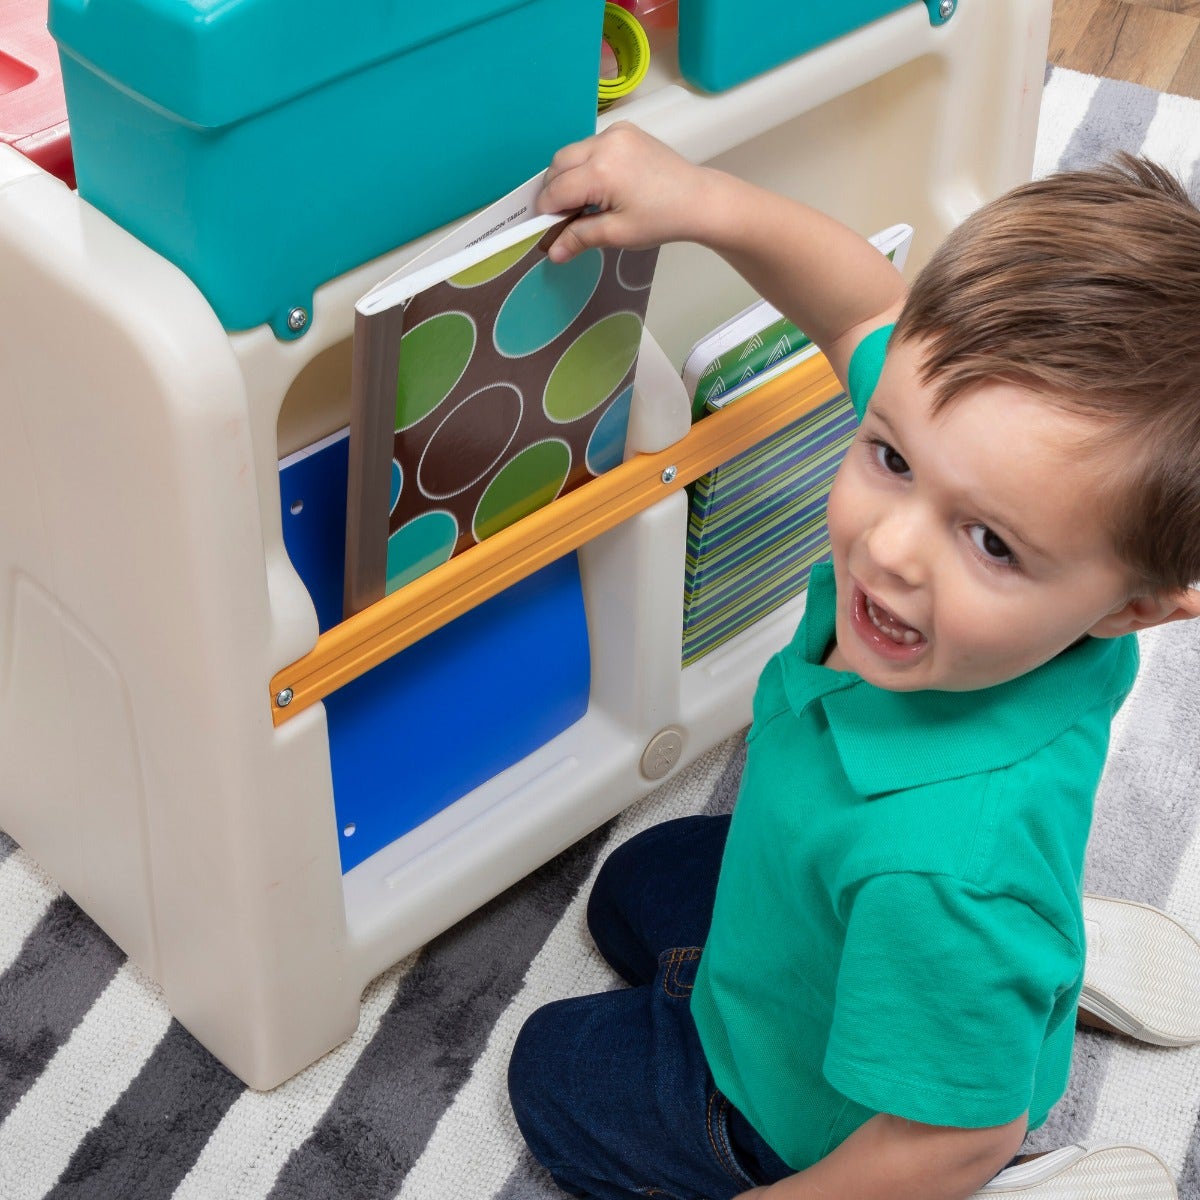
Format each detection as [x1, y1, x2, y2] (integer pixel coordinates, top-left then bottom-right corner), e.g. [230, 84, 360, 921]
[598, 3, 651, 111]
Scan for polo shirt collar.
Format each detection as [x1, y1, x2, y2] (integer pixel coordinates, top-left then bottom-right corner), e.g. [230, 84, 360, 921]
[779, 564, 1137, 797]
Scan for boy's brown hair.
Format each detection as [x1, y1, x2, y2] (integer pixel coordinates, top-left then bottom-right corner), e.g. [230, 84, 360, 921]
[893, 154, 1200, 594]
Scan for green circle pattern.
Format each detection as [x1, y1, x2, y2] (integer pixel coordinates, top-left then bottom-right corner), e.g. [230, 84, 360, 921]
[544, 311, 643, 423]
[451, 231, 545, 288]
[472, 440, 571, 542]
[395, 312, 476, 431]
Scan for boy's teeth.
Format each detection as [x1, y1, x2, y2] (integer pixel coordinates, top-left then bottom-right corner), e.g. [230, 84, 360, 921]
[865, 596, 921, 645]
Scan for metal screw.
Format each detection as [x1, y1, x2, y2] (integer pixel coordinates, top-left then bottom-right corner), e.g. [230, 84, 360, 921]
[660, 465, 678, 484]
[275, 687, 294, 708]
[938, 0, 955, 18]
[287, 307, 309, 332]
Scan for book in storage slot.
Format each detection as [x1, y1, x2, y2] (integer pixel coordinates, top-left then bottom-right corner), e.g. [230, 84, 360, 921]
[682, 309, 813, 420]
[681, 387, 858, 665]
[344, 172, 659, 616]
[679, 222, 913, 421]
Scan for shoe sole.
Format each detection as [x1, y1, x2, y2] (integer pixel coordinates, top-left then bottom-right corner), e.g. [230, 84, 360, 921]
[1080, 895, 1200, 1047]
[977, 1144, 1177, 1197]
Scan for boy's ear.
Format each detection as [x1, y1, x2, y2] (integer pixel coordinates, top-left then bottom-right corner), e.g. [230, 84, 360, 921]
[1089, 587, 1200, 638]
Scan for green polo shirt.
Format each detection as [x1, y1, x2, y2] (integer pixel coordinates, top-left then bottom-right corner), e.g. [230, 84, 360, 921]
[689, 327, 1140, 1170]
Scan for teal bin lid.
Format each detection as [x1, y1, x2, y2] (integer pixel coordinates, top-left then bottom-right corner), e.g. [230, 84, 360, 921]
[677, 0, 955, 93]
[50, 0, 537, 129]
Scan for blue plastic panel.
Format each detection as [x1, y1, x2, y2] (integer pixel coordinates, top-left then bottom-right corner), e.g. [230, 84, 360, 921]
[279, 430, 590, 874]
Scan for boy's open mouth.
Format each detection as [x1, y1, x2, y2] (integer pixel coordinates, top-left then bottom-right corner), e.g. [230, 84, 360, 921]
[865, 595, 923, 646]
[850, 586, 928, 660]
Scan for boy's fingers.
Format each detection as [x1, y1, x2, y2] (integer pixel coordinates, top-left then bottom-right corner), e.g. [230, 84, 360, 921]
[539, 141, 607, 210]
[544, 215, 604, 263]
[546, 135, 595, 173]
[539, 160, 614, 220]
[537, 173, 578, 215]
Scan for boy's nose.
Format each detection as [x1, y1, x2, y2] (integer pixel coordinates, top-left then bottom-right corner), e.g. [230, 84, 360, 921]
[863, 504, 927, 587]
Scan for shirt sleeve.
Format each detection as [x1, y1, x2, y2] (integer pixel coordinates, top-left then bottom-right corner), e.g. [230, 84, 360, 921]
[824, 871, 1083, 1129]
[845, 323, 893, 419]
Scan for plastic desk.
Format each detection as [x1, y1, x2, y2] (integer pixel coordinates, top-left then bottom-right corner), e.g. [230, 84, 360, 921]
[0, 1, 1052, 1087]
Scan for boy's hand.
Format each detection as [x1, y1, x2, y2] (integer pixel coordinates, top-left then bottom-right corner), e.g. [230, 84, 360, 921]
[538, 120, 908, 386]
[728, 1112, 1026, 1200]
[538, 123, 717, 262]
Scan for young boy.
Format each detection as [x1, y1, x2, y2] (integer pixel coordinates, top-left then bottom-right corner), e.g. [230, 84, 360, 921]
[506, 124, 1200, 1200]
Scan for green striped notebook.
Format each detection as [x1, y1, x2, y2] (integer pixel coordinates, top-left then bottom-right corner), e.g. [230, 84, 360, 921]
[684, 316, 812, 420]
[681, 386, 858, 666]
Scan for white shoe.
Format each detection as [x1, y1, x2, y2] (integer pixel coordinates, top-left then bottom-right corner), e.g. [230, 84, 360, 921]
[972, 1142, 1177, 1197]
[1081, 894, 1200, 1047]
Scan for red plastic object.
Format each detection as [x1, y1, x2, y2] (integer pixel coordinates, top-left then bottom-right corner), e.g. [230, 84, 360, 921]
[0, 0, 74, 187]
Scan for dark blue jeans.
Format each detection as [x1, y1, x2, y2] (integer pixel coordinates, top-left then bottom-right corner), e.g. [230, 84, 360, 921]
[508, 814, 792, 1200]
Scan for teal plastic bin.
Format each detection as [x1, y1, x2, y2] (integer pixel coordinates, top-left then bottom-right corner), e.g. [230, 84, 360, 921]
[677, 0, 956, 93]
[49, 0, 604, 338]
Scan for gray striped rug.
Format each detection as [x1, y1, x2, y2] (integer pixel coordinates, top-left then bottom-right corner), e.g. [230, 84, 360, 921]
[4, 65, 1200, 1200]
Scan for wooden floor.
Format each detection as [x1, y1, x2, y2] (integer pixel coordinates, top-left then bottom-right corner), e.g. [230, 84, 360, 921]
[1050, 0, 1200, 97]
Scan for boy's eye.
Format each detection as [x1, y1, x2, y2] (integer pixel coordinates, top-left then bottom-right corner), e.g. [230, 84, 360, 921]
[871, 440, 910, 476]
[969, 523, 1017, 566]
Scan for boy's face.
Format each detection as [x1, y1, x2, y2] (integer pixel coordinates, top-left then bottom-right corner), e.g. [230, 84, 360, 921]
[825, 337, 1134, 692]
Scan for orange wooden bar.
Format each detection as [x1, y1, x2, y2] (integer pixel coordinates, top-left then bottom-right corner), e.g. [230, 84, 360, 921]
[268, 353, 844, 725]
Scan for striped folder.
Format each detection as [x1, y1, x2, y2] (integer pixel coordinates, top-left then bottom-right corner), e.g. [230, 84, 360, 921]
[681, 386, 857, 666]
[679, 224, 910, 666]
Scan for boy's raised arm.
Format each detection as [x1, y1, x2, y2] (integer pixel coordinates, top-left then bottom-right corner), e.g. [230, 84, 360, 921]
[538, 123, 908, 387]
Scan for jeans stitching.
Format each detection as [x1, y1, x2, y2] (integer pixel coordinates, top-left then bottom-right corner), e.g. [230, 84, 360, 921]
[706, 1089, 756, 1188]
[659, 946, 702, 999]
